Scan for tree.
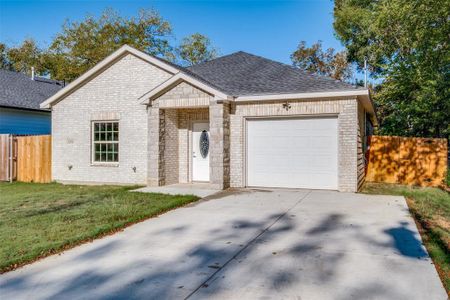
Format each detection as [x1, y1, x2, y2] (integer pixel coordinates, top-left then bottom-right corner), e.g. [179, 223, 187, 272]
[290, 41, 352, 81]
[177, 33, 218, 66]
[0, 43, 11, 70]
[334, 0, 450, 138]
[46, 8, 173, 81]
[4, 39, 46, 75]
[0, 43, 12, 70]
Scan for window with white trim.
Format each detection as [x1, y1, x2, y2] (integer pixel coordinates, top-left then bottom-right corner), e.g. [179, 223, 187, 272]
[92, 121, 119, 163]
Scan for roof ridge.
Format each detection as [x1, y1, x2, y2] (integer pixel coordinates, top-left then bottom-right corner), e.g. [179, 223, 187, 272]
[0, 69, 64, 86]
[186, 51, 249, 69]
[181, 67, 231, 95]
[148, 53, 232, 94]
[233, 51, 358, 87]
[152, 55, 187, 72]
[188, 50, 358, 89]
[0, 68, 29, 77]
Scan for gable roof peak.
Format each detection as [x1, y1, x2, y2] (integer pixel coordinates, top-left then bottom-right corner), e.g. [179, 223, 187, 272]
[40, 44, 180, 109]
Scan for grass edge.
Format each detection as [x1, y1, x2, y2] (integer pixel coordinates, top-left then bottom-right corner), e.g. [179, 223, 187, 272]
[404, 196, 450, 297]
[0, 195, 199, 274]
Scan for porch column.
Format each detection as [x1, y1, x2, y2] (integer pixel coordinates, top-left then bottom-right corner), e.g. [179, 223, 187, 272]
[209, 100, 231, 189]
[147, 107, 165, 186]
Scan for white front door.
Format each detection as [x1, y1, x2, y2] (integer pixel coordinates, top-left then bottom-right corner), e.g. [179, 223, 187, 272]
[246, 117, 338, 190]
[192, 122, 210, 182]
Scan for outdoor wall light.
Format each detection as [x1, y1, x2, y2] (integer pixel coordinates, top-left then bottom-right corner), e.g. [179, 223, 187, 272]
[282, 101, 291, 111]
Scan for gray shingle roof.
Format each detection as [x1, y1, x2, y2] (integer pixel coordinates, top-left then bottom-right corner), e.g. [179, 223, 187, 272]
[0, 69, 63, 111]
[187, 51, 362, 96]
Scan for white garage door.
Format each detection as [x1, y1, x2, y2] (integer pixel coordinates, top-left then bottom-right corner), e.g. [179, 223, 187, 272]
[246, 117, 338, 190]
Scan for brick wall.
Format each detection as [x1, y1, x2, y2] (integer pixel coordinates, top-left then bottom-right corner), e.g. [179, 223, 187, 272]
[209, 101, 230, 189]
[52, 54, 171, 185]
[147, 107, 209, 186]
[164, 109, 179, 185]
[149, 82, 212, 185]
[156, 82, 212, 108]
[147, 107, 164, 186]
[53, 53, 362, 192]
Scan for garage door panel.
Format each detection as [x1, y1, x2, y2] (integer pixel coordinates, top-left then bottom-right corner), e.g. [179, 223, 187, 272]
[310, 136, 336, 148]
[247, 117, 338, 190]
[309, 156, 335, 169]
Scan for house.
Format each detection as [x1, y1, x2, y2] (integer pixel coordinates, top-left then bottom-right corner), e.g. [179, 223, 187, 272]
[41, 45, 376, 192]
[0, 69, 63, 135]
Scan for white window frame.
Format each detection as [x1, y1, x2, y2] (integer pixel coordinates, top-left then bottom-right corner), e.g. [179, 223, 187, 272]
[91, 121, 119, 165]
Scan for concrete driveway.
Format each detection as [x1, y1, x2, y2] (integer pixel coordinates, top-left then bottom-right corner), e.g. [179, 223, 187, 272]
[0, 189, 446, 300]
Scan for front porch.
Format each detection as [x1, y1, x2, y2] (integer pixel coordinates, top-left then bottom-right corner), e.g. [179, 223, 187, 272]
[146, 85, 231, 190]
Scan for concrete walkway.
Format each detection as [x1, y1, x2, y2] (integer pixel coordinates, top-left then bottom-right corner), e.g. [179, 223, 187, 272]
[0, 189, 446, 299]
[133, 183, 220, 198]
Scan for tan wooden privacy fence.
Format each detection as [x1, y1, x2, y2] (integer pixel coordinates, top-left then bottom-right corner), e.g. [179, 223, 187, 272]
[0, 134, 51, 183]
[366, 136, 448, 187]
[17, 135, 52, 183]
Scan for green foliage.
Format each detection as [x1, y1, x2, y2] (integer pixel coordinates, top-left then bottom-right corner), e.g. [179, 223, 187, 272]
[0, 9, 221, 81]
[46, 8, 173, 81]
[334, 0, 450, 138]
[290, 40, 353, 81]
[447, 170, 450, 187]
[3, 39, 47, 75]
[0, 182, 198, 272]
[177, 33, 218, 66]
[0, 43, 12, 70]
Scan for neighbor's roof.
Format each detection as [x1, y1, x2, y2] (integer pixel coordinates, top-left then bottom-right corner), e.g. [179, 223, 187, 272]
[0, 69, 63, 111]
[186, 51, 363, 96]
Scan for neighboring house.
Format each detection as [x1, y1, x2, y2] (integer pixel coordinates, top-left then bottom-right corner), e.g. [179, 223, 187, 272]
[41, 45, 376, 192]
[0, 69, 63, 135]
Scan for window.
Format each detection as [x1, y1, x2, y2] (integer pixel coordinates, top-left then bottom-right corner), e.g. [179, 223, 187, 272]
[199, 130, 209, 158]
[92, 121, 119, 163]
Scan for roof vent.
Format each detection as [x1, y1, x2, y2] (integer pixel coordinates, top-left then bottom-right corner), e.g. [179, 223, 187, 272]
[31, 67, 35, 81]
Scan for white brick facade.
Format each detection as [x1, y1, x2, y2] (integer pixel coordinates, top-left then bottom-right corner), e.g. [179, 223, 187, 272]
[157, 82, 212, 108]
[50, 50, 367, 193]
[209, 101, 231, 189]
[52, 54, 171, 184]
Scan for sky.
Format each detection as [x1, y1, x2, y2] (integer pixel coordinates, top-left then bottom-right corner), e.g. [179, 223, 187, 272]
[0, 0, 356, 78]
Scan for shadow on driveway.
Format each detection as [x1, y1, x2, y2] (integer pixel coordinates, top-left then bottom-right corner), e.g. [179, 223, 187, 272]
[0, 190, 445, 300]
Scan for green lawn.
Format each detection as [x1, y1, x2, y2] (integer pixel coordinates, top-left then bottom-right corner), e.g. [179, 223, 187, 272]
[0, 182, 199, 273]
[361, 182, 450, 294]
